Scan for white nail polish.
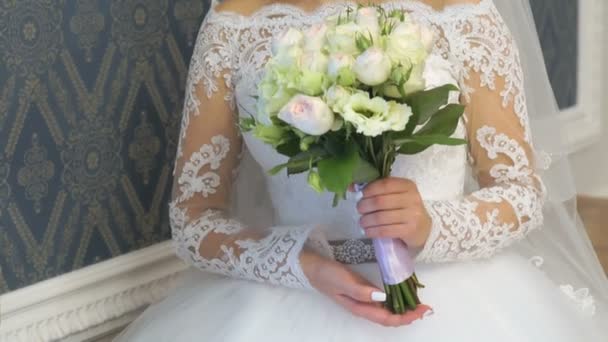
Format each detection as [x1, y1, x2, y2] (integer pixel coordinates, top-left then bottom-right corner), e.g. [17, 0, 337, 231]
[360, 228, 366, 236]
[423, 309, 435, 319]
[355, 191, 363, 201]
[371, 291, 387, 302]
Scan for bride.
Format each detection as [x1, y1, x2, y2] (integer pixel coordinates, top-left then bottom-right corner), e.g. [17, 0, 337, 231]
[116, 0, 608, 340]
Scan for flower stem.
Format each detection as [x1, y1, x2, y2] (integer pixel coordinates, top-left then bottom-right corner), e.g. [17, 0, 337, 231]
[383, 275, 424, 314]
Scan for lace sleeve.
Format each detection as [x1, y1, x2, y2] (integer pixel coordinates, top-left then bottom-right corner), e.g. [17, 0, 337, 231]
[416, 2, 546, 263]
[171, 12, 324, 289]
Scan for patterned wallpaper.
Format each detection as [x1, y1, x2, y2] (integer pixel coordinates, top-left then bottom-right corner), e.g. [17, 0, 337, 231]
[0, 0, 578, 293]
[0, 0, 211, 293]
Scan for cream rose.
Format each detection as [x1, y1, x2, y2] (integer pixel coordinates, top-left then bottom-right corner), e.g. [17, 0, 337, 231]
[303, 23, 329, 52]
[272, 28, 304, 56]
[356, 7, 381, 42]
[300, 51, 329, 73]
[386, 22, 427, 65]
[353, 47, 392, 86]
[278, 95, 335, 135]
[326, 22, 361, 55]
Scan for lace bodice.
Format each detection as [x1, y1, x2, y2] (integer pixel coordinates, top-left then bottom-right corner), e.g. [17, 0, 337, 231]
[170, 0, 546, 289]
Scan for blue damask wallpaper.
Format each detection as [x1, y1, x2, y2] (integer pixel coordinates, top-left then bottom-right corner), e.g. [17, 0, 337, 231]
[0, 0, 211, 293]
[0, 0, 579, 293]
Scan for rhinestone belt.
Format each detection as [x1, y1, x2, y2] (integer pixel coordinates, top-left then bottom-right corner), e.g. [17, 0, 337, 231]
[329, 239, 377, 264]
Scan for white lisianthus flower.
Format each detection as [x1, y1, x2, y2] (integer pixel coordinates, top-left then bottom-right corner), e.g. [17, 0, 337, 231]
[342, 92, 411, 136]
[356, 7, 381, 42]
[327, 53, 356, 79]
[353, 47, 392, 86]
[303, 23, 329, 52]
[326, 22, 361, 55]
[325, 85, 352, 112]
[386, 22, 427, 65]
[278, 95, 335, 135]
[300, 51, 329, 73]
[386, 101, 412, 131]
[272, 28, 304, 55]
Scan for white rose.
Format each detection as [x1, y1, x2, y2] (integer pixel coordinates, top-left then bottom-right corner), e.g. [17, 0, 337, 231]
[353, 47, 392, 86]
[326, 22, 361, 55]
[300, 51, 329, 73]
[386, 22, 427, 65]
[303, 23, 329, 52]
[278, 95, 335, 135]
[327, 53, 355, 79]
[272, 28, 304, 55]
[356, 7, 380, 42]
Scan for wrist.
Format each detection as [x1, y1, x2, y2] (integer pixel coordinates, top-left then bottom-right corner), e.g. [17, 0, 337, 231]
[300, 248, 323, 285]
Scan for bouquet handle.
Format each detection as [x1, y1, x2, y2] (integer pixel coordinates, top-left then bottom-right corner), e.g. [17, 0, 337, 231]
[355, 184, 423, 313]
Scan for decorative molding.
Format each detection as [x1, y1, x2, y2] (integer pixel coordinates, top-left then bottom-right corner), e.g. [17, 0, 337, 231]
[0, 241, 188, 342]
[559, 0, 605, 153]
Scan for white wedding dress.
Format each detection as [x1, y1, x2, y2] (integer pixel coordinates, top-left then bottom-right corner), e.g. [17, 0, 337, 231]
[115, 1, 606, 341]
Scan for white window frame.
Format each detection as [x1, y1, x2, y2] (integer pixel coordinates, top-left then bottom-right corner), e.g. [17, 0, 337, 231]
[559, 0, 605, 153]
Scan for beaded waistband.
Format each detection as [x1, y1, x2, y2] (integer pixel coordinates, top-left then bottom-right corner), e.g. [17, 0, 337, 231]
[328, 239, 377, 264]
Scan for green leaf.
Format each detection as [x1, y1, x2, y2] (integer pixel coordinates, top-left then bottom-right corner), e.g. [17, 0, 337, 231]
[323, 134, 346, 156]
[268, 163, 289, 175]
[411, 135, 467, 146]
[239, 117, 256, 132]
[416, 104, 465, 137]
[352, 158, 381, 184]
[253, 124, 290, 147]
[406, 84, 459, 125]
[276, 139, 301, 157]
[318, 144, 358, 195]
[268, 147, 328, 176]
[397, 142, 431, 155]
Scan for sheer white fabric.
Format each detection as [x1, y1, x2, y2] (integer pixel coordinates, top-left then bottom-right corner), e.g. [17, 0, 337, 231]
[170, 0, 548, 285]
[114, 1, 607, 341]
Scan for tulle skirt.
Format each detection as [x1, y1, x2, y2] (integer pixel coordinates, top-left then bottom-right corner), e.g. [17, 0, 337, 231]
[114, 251, 604, 341]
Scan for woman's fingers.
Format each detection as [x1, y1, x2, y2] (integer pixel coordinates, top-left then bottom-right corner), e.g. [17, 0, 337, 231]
[363, 223, 414, 239]
[362, 178, 415, 197]
[357, 193, 409, 214]
[335, 296, 432, 327]
[334, 295, 412, 327]
[344, 282, 387, 303]
[360, 208, 422, 228]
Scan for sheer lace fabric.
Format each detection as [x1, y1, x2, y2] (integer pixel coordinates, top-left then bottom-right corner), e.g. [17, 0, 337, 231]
[170, 0, 545, 289]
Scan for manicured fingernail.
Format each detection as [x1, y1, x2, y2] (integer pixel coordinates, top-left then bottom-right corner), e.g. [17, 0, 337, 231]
[371, 291, 387, 302]
[423, 309, 434, 319]
[360, 228, 366, 236]
[355, 191, 363, 201]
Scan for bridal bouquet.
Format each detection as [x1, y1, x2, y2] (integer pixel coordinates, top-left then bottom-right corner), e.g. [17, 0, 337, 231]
[241, 5, 465, 314]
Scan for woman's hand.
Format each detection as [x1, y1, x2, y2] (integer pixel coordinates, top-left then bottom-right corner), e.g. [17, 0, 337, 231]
[356, 178, 432, 249]
[301, 250, 431, 327]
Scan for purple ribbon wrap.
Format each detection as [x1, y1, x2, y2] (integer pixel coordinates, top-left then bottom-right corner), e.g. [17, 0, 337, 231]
[355, 184, 415, 285]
